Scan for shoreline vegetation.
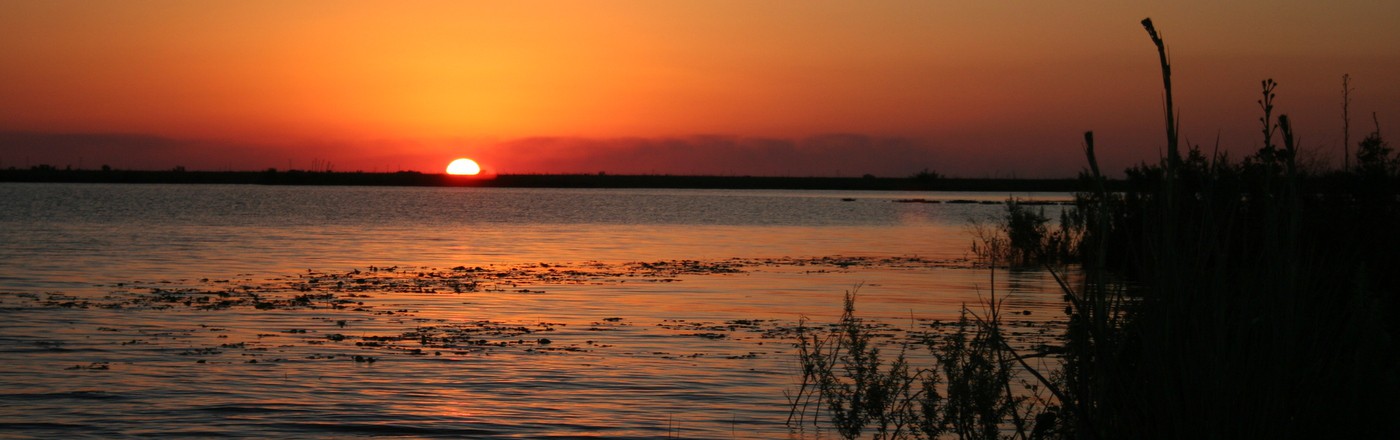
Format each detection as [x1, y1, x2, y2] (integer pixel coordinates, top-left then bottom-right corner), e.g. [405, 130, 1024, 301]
[789, 18, 1398, 439]
[0, 167, 1098, 192]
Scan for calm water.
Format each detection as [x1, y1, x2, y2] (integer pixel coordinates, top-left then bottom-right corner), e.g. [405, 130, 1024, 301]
[0, 183, 1069, 438]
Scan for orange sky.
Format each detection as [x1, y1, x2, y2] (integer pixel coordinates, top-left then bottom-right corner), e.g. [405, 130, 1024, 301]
[2, 1, 1397, 177]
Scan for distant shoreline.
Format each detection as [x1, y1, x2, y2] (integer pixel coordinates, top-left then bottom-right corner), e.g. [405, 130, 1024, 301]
[0, 168, 1099, 192]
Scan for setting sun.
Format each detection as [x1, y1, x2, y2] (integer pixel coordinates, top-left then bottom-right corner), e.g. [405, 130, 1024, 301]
[446, 158, 482, 175]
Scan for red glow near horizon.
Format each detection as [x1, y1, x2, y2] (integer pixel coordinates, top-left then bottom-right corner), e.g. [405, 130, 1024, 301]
[0, 3, 1397, 177]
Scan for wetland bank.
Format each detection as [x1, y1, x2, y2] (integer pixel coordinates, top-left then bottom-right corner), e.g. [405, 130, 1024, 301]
[0, 183, 1070, 438]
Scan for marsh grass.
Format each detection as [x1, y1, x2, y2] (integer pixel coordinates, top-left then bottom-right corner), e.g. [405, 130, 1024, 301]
[788, 265, 1056, 439]
[1061, 126, 1399, 438]
[1054, 20, 1397, 439]
[793, 17, 1399, 439]
[788, 288, 934, 439]
[967, 199, 1083, 270]
[1040, 20, 1399, 439]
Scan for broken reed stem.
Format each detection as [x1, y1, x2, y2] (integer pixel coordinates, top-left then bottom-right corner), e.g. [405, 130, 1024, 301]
[1141, 18, 1179, 168]
[1142, 16, 1180, 301]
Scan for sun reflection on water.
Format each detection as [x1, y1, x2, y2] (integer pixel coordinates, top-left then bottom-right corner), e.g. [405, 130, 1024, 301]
[0, 184, 1073, 437]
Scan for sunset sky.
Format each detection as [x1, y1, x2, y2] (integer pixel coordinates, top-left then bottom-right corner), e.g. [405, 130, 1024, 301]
[2, 1, 1397, 177]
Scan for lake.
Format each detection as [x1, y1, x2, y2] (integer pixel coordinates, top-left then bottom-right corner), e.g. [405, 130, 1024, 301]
[0, 183, 1069, 438]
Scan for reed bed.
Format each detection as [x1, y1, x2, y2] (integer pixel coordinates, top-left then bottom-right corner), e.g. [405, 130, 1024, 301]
[791, 17, 1399, 439]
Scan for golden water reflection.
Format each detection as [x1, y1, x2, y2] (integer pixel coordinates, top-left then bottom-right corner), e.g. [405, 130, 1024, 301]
[0, 185, 1073, 436]
[1, 256, 1068, 437]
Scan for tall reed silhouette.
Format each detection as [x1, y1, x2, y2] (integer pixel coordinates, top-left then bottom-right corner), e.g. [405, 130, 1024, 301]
[790, 17, 1399, 439]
